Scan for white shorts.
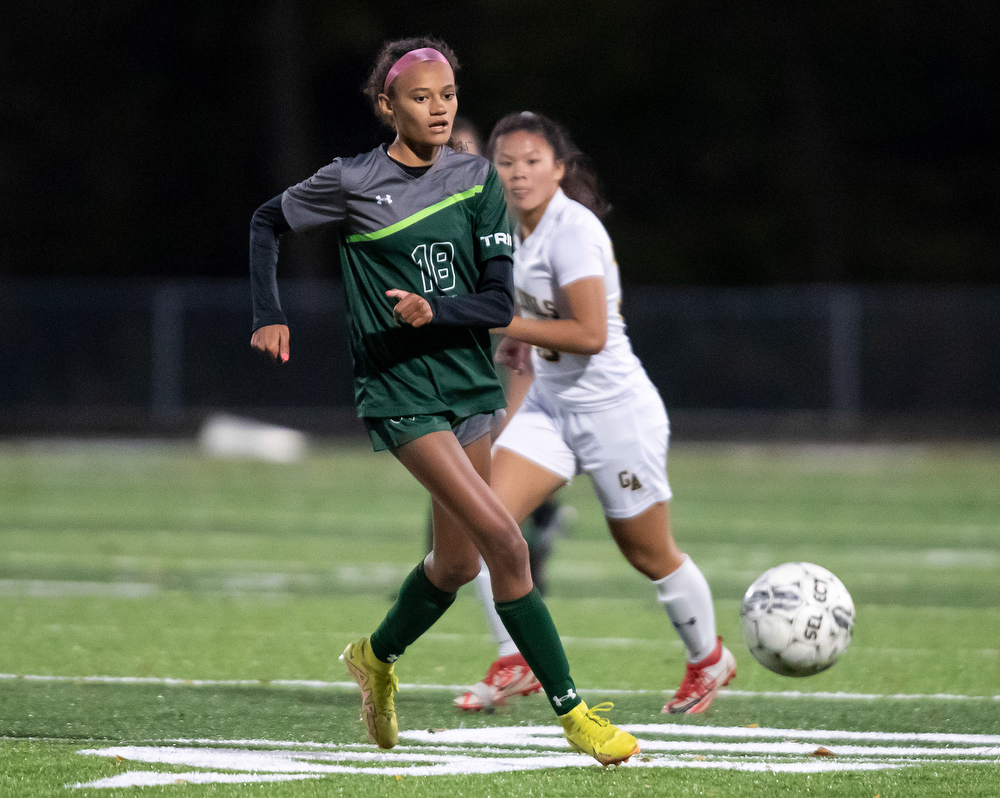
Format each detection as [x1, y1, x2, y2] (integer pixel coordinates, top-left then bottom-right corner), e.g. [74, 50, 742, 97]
[495, 380, 672, 519]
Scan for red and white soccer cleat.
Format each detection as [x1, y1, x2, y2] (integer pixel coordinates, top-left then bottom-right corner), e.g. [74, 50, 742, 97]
[663, 637, 736, 714]
[454, 652, 542, 711]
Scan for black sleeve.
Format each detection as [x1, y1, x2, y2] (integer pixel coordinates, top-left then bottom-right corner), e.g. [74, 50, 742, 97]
[250, 194, 292, 332]
[424, 255, 515, 328]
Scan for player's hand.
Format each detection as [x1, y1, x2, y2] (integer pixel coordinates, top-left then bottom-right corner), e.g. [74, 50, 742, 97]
[386, 289, 433, 328]
[250, 323, 290, 364]
[494, 336, 532, 374]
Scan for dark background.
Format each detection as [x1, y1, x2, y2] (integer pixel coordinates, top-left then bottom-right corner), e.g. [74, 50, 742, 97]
[4, 1, 997, 287]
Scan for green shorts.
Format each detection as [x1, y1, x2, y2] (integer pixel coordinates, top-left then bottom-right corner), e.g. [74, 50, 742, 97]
[364, 410, 501, 452]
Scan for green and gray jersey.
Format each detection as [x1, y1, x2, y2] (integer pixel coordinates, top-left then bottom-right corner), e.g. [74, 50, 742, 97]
[280, 145, 513, 419]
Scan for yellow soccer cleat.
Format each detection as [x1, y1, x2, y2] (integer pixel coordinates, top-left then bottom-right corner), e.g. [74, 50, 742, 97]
[559, 701, 640, 766]
[340, 637, 399, 749]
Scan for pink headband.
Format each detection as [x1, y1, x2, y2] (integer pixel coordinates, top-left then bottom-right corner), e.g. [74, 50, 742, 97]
[383, 48, 450, 93]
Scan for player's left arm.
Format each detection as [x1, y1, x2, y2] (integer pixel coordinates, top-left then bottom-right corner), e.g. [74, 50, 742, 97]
[389, 166, 516, 329]
[386, 254, 514, 328]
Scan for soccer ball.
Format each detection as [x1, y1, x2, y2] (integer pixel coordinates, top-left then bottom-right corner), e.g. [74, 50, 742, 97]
[740, 562, 855, 677]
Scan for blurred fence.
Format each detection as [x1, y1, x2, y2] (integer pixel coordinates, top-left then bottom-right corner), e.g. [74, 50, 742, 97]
[3, 280, 999, 440]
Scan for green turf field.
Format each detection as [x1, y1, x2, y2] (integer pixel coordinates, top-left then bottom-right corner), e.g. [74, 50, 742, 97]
[1, 440, 998, 797]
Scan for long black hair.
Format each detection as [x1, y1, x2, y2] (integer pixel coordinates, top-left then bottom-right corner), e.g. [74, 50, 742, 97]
[362, 37, 460, 127]
[486, 111, 610, 219]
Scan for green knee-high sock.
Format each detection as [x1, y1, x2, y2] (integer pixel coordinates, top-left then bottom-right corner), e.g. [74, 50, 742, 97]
[495, 588, 582, 715]
[370, 561, 455, 664]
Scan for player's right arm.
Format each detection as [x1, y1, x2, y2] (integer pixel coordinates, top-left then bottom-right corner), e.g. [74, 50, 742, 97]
[250, 323, 290, 364]
[495, 223, 608, 356]
[500, 276, 607, 356]
[251, 160, 349, 362]
[249, 194, 292, 362]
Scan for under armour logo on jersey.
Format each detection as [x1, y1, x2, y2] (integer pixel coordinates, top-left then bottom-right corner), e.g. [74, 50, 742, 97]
[552, 688, 577, 708]
[376, 194, 392, 205]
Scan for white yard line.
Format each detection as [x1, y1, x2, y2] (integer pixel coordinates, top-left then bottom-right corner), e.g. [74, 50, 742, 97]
[4, 672, 998, 702]
[0, 579, 160, 598]
[68, 721, 1000, 788]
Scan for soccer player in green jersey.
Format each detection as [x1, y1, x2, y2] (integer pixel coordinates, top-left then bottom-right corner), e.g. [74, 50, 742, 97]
[248, 37, 639, 766]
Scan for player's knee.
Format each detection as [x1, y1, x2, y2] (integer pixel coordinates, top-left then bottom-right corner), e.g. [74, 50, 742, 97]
[481, 525, 530, 575]
[627, 554, 664, 581]
[432, 558, 481, 591]
[617, 539, 665, 580]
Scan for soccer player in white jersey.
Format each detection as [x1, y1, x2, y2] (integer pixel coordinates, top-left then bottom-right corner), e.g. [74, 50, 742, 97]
[454, 112, 736, 714]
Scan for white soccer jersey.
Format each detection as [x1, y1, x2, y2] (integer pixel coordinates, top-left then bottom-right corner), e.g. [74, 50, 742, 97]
[513, 188, 648, 411]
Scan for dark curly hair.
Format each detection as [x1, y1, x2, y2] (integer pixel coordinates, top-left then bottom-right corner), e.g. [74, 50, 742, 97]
[363, 37, 460, 128]
[487, 111, 610, 220]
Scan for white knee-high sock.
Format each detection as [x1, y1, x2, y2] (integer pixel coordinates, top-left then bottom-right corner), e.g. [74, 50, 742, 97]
[653, 554, 718, 663]
[474, 558, 519, 658]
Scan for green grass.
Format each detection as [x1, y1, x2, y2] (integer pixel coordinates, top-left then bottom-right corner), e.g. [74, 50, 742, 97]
[1, 440, 999, 797]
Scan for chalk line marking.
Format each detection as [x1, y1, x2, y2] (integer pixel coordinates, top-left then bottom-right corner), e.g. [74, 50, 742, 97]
[4, 672, 997, 703]
[70, 723, 1000, 788]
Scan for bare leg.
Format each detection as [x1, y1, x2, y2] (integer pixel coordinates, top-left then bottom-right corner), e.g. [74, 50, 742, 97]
[491, 446, 567, 527]
[608, 502, 717, 663]
[452, 445, 568, 711]
[606, 501, 684, 580]
[396, 431, 531, 600]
